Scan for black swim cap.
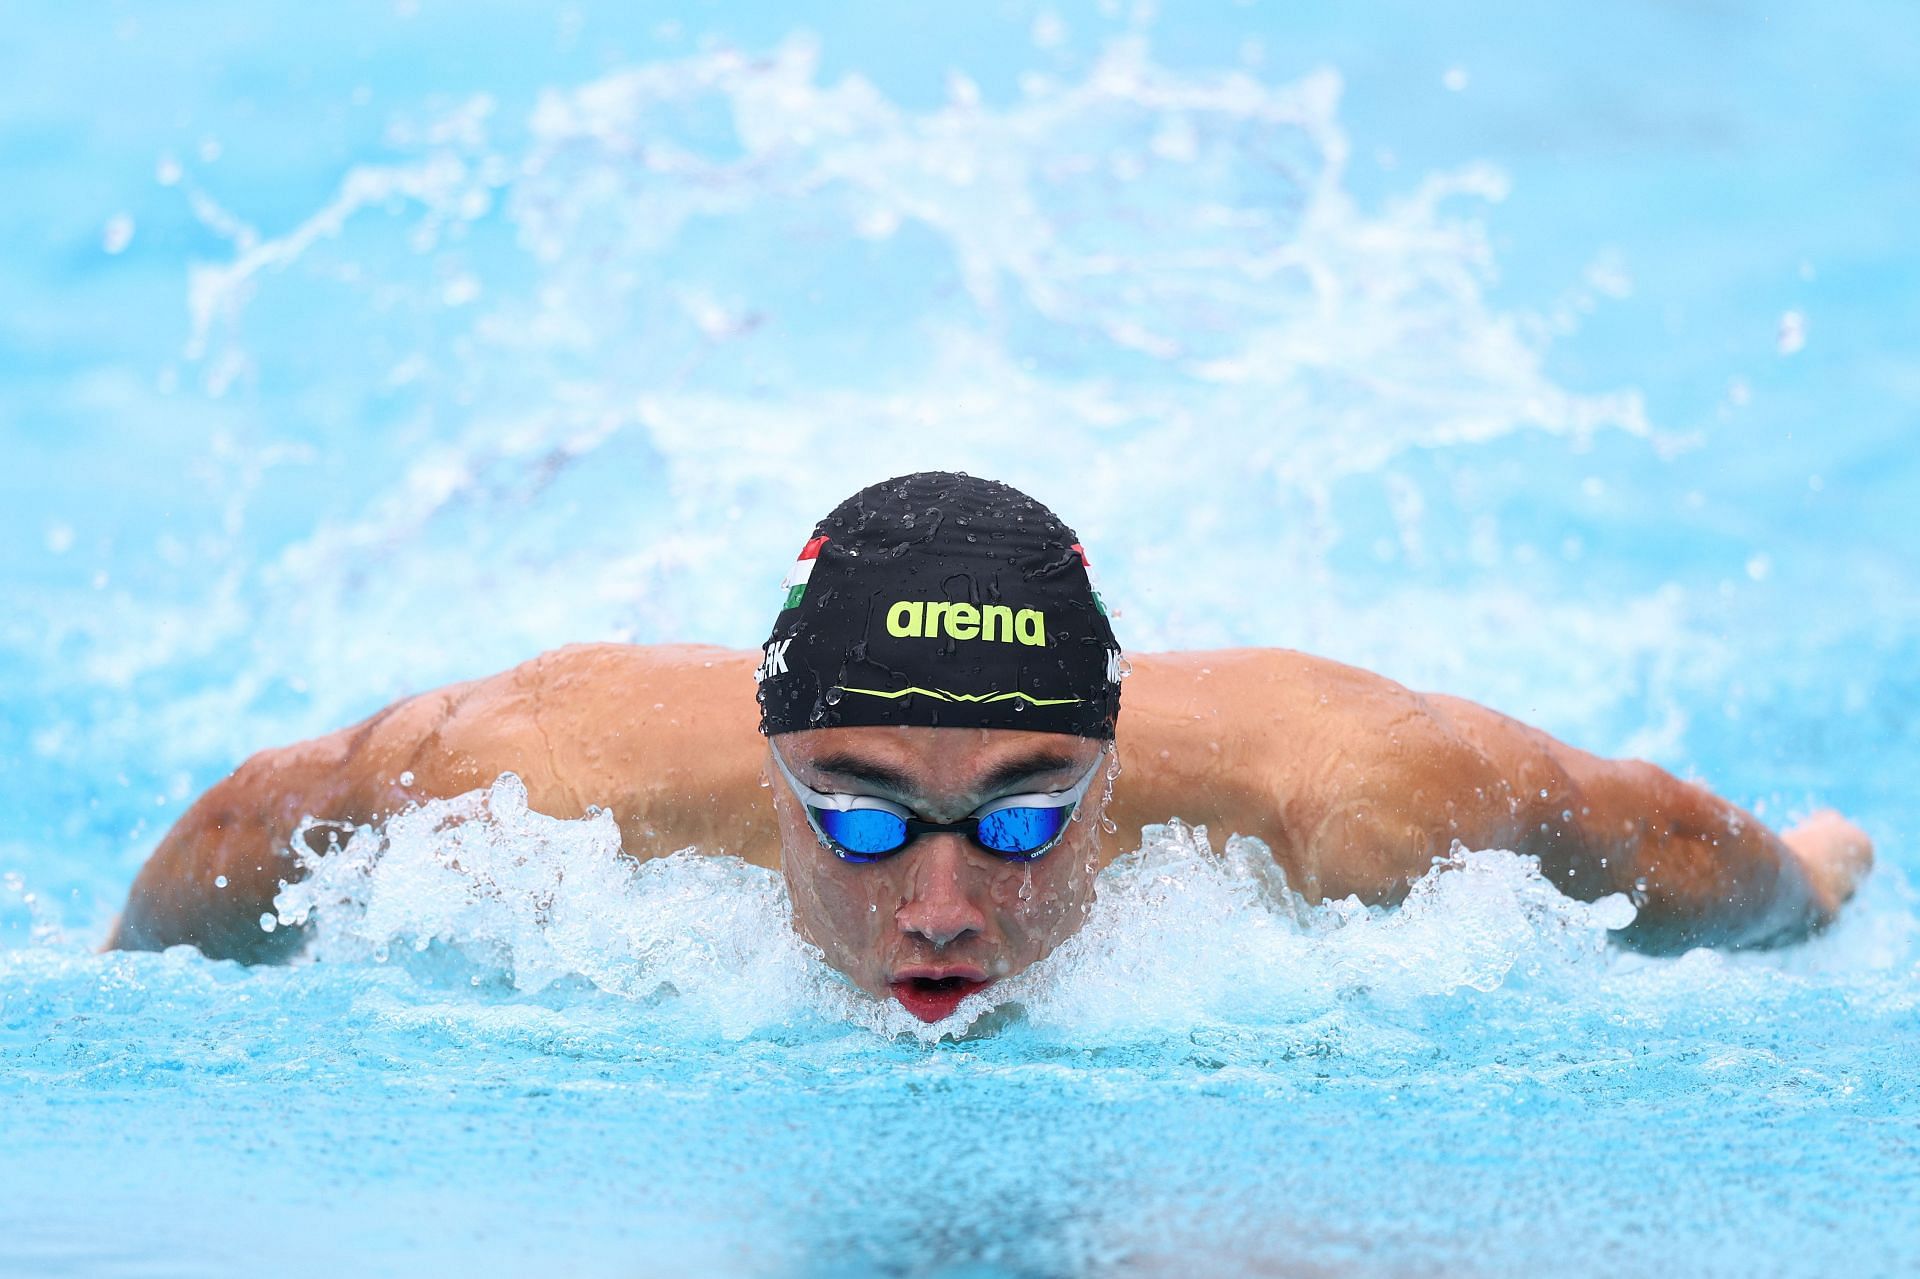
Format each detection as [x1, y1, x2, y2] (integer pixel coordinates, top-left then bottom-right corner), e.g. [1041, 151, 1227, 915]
[755, 473, 1122, 739]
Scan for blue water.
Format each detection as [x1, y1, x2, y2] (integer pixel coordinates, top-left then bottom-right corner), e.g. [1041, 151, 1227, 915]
[5, 3, 1919, 1275]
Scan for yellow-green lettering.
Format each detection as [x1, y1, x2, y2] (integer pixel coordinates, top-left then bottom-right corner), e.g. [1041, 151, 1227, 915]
[887, 600, 1045, 645]
[886, 600, 923, 638]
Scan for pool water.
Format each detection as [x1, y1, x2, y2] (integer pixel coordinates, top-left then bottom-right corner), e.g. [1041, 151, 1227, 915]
[3, 3, 1918, 1275]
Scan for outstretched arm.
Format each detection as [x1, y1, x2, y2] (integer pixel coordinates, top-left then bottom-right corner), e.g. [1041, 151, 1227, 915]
[106, 671, 517, 961]
[1116, 650, 1872, 953]
[108, 644, 772, 961]
[107, 712, 401, 961]
[1414, 691, 1871, 951]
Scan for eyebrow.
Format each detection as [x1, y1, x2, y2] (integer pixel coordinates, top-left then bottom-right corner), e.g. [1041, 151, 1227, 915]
[804, 749, 1085, 804]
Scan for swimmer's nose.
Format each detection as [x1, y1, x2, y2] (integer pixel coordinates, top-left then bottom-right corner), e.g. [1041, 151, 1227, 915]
[895, 836, 987, 950]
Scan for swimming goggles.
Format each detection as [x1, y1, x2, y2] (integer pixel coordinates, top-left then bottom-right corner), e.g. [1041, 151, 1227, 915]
[769, 744, 1105, 864]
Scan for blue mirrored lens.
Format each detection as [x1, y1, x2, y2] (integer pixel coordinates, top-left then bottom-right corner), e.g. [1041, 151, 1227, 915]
[975, 805, 1072, 857]
[814, 807, 910, 859]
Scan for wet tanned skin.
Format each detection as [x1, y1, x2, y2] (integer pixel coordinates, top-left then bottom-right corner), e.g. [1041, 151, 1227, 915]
[107, 643, 1873, 968]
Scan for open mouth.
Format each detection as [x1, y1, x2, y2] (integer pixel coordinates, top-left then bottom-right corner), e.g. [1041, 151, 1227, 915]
[889, 974, 991, 1023]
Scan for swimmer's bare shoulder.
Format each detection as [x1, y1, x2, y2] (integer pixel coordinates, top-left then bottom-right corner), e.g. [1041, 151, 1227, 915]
[1119, 648, 1870, 952]
[1115, 648, 1528, 900]
[107, 643, 772, 961]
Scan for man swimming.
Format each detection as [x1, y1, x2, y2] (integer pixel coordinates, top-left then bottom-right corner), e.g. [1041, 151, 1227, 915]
[108, 472, 1874, 1022]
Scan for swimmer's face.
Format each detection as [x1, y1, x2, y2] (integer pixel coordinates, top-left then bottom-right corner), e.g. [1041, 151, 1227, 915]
[769, 726, 1110, 1023]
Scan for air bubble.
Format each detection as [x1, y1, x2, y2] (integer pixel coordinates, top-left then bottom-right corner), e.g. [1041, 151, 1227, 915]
[215, 875, 228, 889]
[257, 913, 276, 933]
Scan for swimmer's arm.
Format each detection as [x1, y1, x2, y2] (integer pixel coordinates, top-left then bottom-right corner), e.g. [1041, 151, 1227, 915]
[105, 684, 477, 962]
[1422, 693, 1873, 952]
[108, 643, 772, 962]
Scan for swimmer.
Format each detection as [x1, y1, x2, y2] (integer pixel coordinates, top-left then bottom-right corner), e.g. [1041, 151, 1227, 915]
[107, 472, 1874, 1022]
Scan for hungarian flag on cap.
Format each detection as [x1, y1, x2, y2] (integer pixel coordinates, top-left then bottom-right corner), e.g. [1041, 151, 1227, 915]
[1072, 542, 1107, 617]
[781, 534, 829, 609]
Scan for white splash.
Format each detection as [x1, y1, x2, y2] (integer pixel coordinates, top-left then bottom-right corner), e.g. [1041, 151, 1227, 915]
[990, 819, 1635, 1041]
[272, 778, 1636, 1044]
[41, 33, 1673, 781]
[273, 774, 825, 1038]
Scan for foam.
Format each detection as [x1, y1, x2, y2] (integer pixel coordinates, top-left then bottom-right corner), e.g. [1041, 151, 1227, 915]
[272, 775, 1640, 1045]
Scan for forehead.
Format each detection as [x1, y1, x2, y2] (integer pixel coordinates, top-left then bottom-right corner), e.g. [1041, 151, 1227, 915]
[775, 725, 1100, 787]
